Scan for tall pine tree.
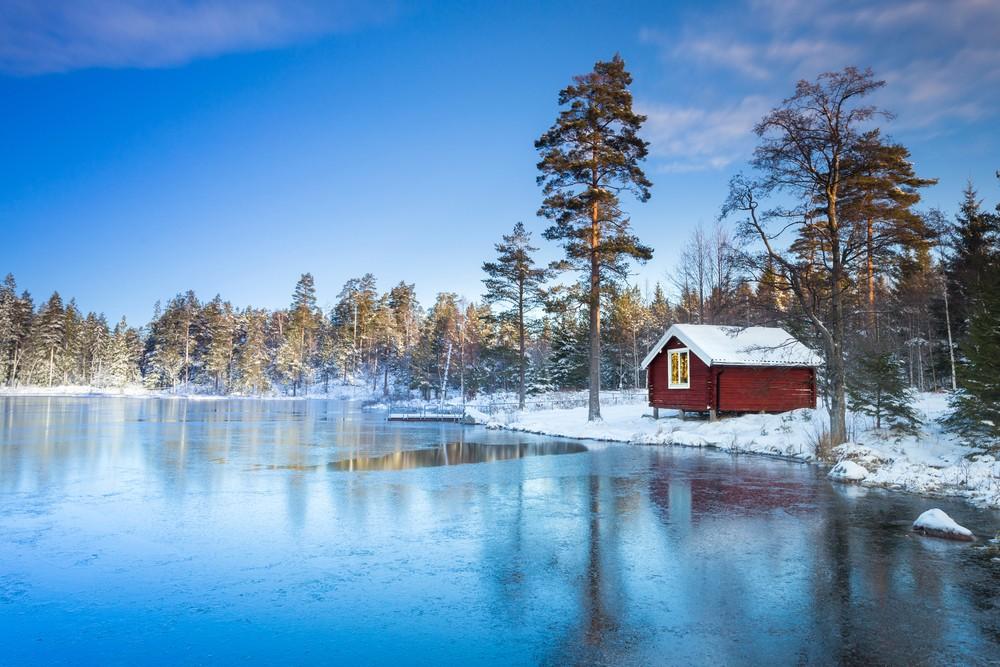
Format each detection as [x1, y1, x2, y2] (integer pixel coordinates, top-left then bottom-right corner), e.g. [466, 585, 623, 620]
[535, 54, 653, 420]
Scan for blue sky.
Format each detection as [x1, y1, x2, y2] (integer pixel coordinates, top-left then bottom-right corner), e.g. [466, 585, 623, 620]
[2, 0, 998, 324]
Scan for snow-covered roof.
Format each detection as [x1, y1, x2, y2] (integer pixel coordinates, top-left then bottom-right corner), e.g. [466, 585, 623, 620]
[640, 324, 823, 369]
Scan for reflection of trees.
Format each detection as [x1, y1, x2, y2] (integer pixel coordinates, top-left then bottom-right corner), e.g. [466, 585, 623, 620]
[329, 442, 586, 471]
[540, 470, 641, 665]
[805, 494, 956, 664]
[582, 474, 617, 649]
[4, 398, 999, 663]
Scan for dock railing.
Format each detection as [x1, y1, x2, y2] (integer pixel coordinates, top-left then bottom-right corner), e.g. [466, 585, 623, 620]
[386, 403, 467, 422]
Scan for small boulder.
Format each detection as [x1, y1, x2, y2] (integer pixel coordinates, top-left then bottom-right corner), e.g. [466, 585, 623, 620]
[828, 459, 868, 482]
[912, 508, 975, 542]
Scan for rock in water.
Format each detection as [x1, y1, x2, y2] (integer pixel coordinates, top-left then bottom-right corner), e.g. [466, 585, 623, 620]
[827, 460, 868, 482]
[912, 508, 975, 542]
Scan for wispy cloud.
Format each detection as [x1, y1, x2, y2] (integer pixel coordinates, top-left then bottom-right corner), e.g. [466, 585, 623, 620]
[0, 0, 395, 75]
[639, 96, 769, 172]
[637, 0, 1000, 171]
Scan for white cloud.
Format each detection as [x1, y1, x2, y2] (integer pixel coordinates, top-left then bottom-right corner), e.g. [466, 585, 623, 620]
[639, 96, 770, 171]
[649, 0, 1000, 127]
[0, 0, 394, 75]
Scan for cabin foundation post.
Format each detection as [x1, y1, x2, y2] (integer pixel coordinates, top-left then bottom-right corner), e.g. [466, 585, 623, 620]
[709, 408, 718, 422]
[652, 407, 659, 419]
[679, 410, 685, 420]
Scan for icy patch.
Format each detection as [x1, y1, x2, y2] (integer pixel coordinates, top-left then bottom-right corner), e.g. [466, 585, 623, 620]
[828, 460, 868, 482]
[912, 508, 975, 542]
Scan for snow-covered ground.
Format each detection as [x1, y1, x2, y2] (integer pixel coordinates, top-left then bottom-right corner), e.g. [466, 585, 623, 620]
[468, 392, 1000, 508]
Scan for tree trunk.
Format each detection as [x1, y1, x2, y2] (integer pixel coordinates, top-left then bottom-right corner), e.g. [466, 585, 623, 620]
[866, 215, 876, 336]
[441, 341, 452, 403]
[589, 203, 602, 421]
[518, 282, 526, 410]
[942, 274, 958, 391]
[827, 197, 848, 446]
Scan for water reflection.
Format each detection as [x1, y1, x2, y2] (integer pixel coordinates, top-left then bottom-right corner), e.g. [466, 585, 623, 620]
[330, 441, 587, 471]
[1, 397, 999, 665]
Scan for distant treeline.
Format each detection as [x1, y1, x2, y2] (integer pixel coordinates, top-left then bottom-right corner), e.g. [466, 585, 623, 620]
[0, 166, 996, 414]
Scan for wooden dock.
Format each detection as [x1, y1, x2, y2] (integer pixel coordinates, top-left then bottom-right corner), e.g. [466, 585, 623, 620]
[387, 406, 468, 423]
[387, 413, 466, 422]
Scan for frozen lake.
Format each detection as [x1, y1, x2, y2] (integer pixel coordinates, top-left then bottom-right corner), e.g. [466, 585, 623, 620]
[1, 397, 998, 665]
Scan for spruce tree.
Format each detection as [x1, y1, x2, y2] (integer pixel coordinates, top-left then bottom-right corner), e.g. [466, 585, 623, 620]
[547, 311, 588, 390]
[847, 348, 920, 432]
[536, 54, 653, 420]
[0, 274, 17, 384]
[648, 283, 672, 333]
[946, 183, 1000, 336]
[947, 263, 1000, 443]
[32, 292, 65, 386]
[482, 222, 551, 409]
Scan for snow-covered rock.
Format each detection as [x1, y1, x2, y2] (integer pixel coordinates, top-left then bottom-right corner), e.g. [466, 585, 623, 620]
[828, 459, 868, 482]
[912, 508, 975, 542]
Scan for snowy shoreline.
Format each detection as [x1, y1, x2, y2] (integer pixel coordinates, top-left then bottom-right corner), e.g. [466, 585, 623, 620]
[467, 393, 1000, 509]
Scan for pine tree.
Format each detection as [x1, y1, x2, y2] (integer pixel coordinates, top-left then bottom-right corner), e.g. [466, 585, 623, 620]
[536, 54, 653, 420]
[386, 282, 421, 391]
[847, 347, 920, 432]
[81, 312, 110, 385]
[30, 292, 66, 386]
[482, 222, 551, 409]
[277, 274, 321, 395]
[331, 274, 378, 382]
[946, 183, 1000, 337]
[234, 308, 271, 394]
[59, 299, 83, 385]
[840, 134, 937, 334]
[7, 290, 33, 385]
[0, 274, 18, 384]
[203, 295, 236, 393]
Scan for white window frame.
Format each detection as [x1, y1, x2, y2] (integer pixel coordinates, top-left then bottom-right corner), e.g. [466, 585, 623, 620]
[667, 348, 690, 389]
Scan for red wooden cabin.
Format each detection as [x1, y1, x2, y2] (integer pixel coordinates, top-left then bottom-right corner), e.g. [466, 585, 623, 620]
[640, 324, 822, 418]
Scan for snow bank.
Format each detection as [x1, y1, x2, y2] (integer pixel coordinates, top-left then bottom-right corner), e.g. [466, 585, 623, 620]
[478, 402, 823, 461]
[912, 508, 975, 541]
[828, 459, 868, 482]
[471, 391, 1000, 508]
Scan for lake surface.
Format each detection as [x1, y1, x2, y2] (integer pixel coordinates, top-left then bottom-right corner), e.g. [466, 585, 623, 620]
[1, 397, 999, 665]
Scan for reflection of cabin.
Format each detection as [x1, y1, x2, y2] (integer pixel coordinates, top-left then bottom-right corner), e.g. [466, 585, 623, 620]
[640, 324, 822, 419]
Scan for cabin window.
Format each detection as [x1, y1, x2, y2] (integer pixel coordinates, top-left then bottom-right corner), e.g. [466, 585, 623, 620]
[668, 348, 690, 389]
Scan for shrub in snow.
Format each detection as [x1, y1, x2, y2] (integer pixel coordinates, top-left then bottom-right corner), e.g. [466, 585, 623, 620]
[912, 508, 975, 542]
[828, 460, 868, 482]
